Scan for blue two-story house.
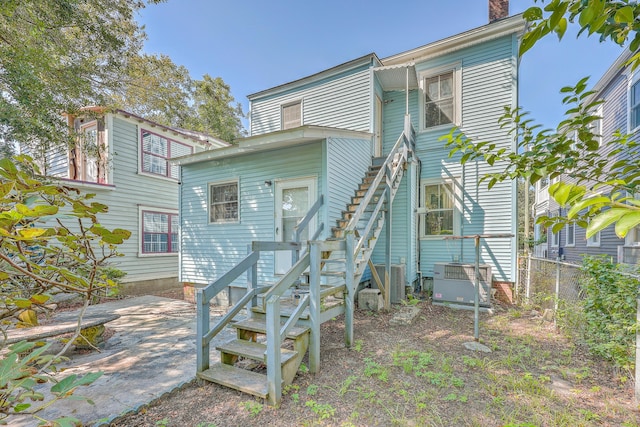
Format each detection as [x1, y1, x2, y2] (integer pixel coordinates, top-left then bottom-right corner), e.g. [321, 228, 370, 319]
[176, 2, 524, 404]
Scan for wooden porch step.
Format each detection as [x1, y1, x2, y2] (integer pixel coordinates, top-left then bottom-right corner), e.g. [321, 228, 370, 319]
[198, 363, 271, 399]
[232, 318, 310, 339]
[217, 339, 298, 365]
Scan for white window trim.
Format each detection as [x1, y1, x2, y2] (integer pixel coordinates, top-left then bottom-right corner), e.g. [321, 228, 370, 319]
[419, 177, 461, 239]
[628, 70, 640, 133]
[418, 62, 462, 133]
[586, 230, 601, 247]
[594, 104, 603, 148]
[281, 99, 303, 130]
[138, 206, 179, 257]
[551, 213, 560, 247]
[208, 179, 240, 224]
[139, 127, 193, 180]
[565, 222, 575, 247]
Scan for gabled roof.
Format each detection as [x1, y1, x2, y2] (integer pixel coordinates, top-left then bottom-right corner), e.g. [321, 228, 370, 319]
[174, 125, 371, 166]
[589, 48, 636, 99]
[78, 106, 230, 148]
[381, 14, 526, 66]
[247, 53, 382, 100]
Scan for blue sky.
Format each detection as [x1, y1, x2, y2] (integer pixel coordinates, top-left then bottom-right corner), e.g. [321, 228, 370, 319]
[136, 0, 624, 131]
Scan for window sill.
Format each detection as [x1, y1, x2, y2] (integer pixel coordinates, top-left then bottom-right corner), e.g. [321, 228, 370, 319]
[586, 244, 601, 248]
[137, 252, 179, 258]
[208, 220, 240, 225]
[137, 171, 180, 183]
[420, 235, 457, 240]
[56, 178, 115, 191]
[419, 122, 458, 134]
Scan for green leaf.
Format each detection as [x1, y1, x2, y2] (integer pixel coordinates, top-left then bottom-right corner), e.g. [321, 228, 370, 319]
[13, 298, 32, 309]
[614, 6, 634, 23]
[13, 403, 31, 413]
[17, 227, 47, 239]
[586, 208, 628, 238]
[567, 196, 610, 219]
[52, 416, 82, 427]
[614, 211, 640, 238]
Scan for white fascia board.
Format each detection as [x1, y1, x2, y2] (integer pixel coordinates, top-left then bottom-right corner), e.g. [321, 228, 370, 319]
[382, 14, 526, 66]
[247, 53, 381, 100]
[173, 126, 372, 166]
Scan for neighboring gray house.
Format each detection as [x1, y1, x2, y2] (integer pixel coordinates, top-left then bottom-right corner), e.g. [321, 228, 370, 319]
[533, 49, 640, 265]
[29, 108, 228, 293]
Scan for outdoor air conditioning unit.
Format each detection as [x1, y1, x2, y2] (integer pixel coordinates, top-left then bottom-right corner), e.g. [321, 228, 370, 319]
[432, 263, 492, 308]
[374, 264, 406, 303]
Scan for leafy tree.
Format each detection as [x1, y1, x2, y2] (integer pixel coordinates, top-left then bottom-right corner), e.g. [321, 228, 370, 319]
[112, 55, 246, 142]
[0, 155, 130, 424]
[445, 0, 640, 239]
[0, 0, 163, 151]
[187, 74, 246, 143]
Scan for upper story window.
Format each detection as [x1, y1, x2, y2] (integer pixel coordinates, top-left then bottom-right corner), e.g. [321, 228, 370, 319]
[69, 120, 108, 184]
[550, 213, 560, 247]
[627, 225, 640, 246]
[420, 179, 459, 238]
[419, 63, 461, 131]
[281, 101, 302, 130]
[141, 209, 178, 255]
[209, 180, 239, 223]
[141, 129, 193, 180]
[629, 75, 640, 132]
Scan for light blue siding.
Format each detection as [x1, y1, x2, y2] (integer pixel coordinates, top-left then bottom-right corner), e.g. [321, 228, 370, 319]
[180, 143, 324, 286]
[373, 34, 518, 282]
[326, 137, 372, 228]
[250, 65, 372, 136]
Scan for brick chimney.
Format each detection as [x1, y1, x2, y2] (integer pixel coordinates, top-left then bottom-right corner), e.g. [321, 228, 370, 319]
[489, 0, 509, 22]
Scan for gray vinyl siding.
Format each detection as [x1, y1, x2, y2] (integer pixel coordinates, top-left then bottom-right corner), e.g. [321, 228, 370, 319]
[180, 142, 324, 286]
[250, 65, 372, 136]
[546, 70, 631, 263]
[326, 137, 372, 229]
[373, 35, 517, 282]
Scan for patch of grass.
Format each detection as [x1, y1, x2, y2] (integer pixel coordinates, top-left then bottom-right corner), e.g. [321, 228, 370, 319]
[305, 399, 336, 420]
[363, 357, 389, 382]
[240, 400, 263, 417]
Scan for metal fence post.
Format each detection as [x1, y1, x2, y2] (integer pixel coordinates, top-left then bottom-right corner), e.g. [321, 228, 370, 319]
[525, 254, 532, 302]
[636, 286, 640, 405]
[554, 258, 560, 328]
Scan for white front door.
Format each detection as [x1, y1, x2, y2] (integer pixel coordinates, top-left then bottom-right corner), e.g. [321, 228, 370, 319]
[274, 177, 316, 274]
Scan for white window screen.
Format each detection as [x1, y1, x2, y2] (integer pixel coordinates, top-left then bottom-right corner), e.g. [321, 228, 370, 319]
[142, 211, 178, 253]
[141, 130, 192, 179]
[282, 102, 302, 130]
[424, 72, 454, 129]
[209, 181, 239, 222]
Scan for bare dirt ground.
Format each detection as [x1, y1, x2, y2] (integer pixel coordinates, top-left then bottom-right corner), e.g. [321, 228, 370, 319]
[109, 290, 639, 427]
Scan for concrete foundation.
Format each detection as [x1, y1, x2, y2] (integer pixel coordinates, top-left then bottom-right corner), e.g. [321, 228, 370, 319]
[120, 276, 181, 296]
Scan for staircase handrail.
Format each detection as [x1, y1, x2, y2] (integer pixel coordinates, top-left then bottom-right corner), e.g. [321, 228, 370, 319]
[278, 293, 309, 342]
[346, 131, 410, 231]
[200, 250, 260, 302]
[353, 188, 388, 256]
[294, 195, 324, 242]
[261, 252, 311, 307]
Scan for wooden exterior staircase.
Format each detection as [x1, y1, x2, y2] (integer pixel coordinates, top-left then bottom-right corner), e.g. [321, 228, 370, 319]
[196, 117, 416, 405]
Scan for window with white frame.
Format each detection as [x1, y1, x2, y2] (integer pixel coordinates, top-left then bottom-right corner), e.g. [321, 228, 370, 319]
[565, 222, 575, 246]
[590, 104, 603, 148]
[627, 225, 640, 246]
[631, 78, 640, 131]
[209, 180, 239, 223]
[420, 64, 461, 131]
[586, 229, 601, 247]
[551, 214, 560, 247]
[141, 209, 178, 254]
[421, 180, 458, 237]
[141, 129, 193, 179]
[282, 101, 302, 130]
[69, 120, 108, 184]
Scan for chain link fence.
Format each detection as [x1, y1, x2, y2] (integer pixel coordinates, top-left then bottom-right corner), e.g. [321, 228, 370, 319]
[518, 256, 584, 310]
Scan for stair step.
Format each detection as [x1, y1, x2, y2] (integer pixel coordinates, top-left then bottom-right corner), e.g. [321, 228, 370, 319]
[217, 339, 298, 365]
[232, 318, 310, 339]
[198, 363, 271, 399]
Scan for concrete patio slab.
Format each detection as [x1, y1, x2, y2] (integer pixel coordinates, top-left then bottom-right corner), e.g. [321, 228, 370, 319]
[11, 295, 235, 426]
